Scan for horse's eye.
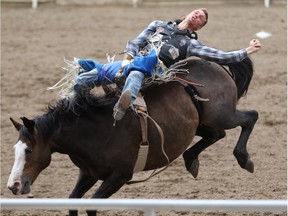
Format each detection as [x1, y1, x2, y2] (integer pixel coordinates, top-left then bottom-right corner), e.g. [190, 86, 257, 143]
[25, 148, 32, 154]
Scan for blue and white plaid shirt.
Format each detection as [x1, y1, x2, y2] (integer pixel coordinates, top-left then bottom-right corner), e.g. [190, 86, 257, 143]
[124, 20, 247, 66]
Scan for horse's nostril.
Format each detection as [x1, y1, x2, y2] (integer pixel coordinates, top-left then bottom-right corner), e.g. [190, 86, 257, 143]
[8, 186, 18, 195]
[14, 181, 20, 188]
[7, 181, 21, 195]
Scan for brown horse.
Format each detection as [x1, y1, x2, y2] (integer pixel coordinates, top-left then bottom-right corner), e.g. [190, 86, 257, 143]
[7, 57, 257, 216]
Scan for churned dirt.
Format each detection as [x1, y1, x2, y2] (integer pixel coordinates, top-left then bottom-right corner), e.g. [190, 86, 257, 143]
[1, 2, 287, 216]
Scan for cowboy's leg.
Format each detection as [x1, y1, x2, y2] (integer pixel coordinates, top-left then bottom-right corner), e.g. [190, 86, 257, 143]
[77, 59, 102, 72]
[122, 70, 145, 103]
[74, 68, 99, 94]
[113, 70, 144, 121]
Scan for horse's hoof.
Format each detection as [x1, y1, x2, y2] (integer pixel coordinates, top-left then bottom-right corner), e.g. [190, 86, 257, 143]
[245, 159, 254, 173]
[188, 159, 199, 178]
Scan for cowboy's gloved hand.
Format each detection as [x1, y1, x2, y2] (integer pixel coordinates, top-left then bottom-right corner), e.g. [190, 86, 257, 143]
[115, 70, 125, 81]
[115, 55, 132, 87]
[115, 71, 126, 88]
[115, 59, 130, 83]
[115, 59, 130, 87]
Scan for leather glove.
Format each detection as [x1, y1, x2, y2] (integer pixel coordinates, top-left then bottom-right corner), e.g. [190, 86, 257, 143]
[115, 59, 130, 87]
[115, 53, 133, 87]
[115, 71, 126, 88]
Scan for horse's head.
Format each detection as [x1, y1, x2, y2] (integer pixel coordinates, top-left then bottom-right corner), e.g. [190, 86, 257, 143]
[7, 117, 52, 195]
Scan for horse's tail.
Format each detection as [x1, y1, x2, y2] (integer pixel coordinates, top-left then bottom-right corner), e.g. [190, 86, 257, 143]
[226, 57, 254, 100]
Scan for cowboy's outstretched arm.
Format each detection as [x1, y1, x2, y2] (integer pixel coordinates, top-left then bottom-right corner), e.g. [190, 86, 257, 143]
[187, 39, 261, 64]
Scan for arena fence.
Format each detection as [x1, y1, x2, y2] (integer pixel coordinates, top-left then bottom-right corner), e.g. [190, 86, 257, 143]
[26, 0, 272, 8]
[32, 0, 37, 8]
[1, 199, 287, 215]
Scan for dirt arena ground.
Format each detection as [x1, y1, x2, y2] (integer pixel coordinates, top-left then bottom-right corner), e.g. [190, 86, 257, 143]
[1, 2, 287, 216]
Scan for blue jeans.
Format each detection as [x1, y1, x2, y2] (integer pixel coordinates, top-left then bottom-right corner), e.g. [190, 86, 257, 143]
[122, 70, 145, 103]
[74, 68, 99, 93]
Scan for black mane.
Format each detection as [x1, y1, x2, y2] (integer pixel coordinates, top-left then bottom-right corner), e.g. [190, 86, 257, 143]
[34, 91, 117, 142]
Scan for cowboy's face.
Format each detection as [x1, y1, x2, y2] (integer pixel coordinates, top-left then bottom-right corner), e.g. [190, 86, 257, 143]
[185, 9, 207, 31]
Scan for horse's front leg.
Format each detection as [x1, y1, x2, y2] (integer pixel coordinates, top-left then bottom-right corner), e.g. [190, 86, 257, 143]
[69, 169, 98, 216]
[233, 110, 258, 173]
[183, 126, 226, 178]
[85, 169, 133, 216]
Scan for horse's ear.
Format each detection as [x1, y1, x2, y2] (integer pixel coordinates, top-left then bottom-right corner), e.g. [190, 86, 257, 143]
[20, 117, 35, 132]
[10, 117, 23, 131]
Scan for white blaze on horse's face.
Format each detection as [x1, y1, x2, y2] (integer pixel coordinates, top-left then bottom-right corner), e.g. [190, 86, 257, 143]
[7, 140, 27, 194]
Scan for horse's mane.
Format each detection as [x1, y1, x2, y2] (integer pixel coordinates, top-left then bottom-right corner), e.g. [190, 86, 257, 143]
[35, 90, 117, 141]
[225, 57, 254, 99]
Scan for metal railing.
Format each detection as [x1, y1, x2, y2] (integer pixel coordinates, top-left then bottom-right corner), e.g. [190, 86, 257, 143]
[1, 199, 287, 216]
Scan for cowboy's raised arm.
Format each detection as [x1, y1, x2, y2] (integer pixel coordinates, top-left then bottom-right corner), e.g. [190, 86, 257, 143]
[187, 39, 261, 64]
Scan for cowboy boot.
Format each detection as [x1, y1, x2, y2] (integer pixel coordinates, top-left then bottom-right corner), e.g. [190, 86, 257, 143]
[113, 90, 132, 121]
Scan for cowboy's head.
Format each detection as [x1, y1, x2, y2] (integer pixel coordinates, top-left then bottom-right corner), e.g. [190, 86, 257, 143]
[184, 8, 208, 31]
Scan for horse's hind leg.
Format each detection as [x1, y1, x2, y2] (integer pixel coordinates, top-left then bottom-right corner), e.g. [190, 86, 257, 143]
[233, 110, 258, 173]
[69, 169, 97, 216]
[183, 126, 226, 178]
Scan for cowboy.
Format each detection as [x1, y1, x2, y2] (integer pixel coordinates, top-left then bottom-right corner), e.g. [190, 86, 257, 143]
[113, 8, 261, 121]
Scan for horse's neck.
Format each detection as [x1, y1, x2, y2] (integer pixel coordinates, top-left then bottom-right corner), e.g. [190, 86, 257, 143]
[51, 113, 113, 155]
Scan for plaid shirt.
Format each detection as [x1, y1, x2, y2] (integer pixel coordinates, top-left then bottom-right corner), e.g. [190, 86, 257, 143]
[124, 20, 247, 65]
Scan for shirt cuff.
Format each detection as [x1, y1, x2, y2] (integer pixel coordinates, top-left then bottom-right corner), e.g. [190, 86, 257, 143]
[239, 48, 248, 61]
